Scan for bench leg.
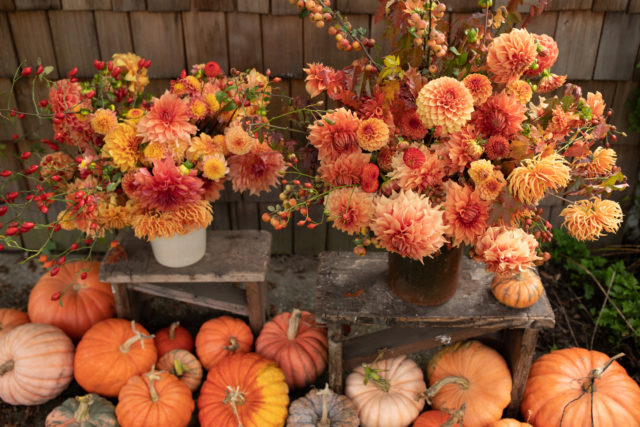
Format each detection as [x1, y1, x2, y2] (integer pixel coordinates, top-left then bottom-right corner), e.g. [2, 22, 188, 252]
[504, 328, 538, 417]
[112, 282, 137, 320]
[246, 281, 267, 334]
[328, 322, 344, 393]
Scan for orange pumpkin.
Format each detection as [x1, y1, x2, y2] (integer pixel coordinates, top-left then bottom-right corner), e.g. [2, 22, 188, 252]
[154, 321, 193, 358]
[255, 308, 327, 389]
[116, 368, 194, 427]
[74, 318, 157, 398]
[195, 316, 253, 370]
[491, 419, 533, 427]
[0, 323, 74, 405]
[521, 348, 640, 427]
[414, 409, 461, 427]
[28, 261, 115, 341]
[45, 394, 117, 427]
[426, 340, 512, 427]
[157, 349, 203, 392]
[198, 352, 289, 427]
[0, 308, 29, 339]
[491, 269, 543, 309]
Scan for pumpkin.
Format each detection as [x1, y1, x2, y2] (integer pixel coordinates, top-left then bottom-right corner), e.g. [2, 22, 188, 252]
[255, 308, 328, 389]
[157, 349, 203, 392]
[345, 355, 426, 427]
[521, 348, 640, 427]
[425, 340, 512, 427]
[413, 409, 462, 427]
[195, 315, 253, 370]
[74, 318, 157, 398]
[116, 367, 194, 427]
[28, 261, 115, 341]
[0, 323, 74, 405]
[287, 383, 359, 426]
[490, 420, 532, 427]
[198, 352, 289, 427]
[0, 308, 29, 339]
[491, 269, 543, 309]
[154, 321, 193, 358]
[45, 393, 117, 427]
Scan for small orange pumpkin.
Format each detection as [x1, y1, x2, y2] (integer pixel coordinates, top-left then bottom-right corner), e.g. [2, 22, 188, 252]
[491, 419, 533, 427]
[195, 316, 253, 370]
[413, 409, 462, 427]
[255, 308, 328, 389]
[154, 321, 193, 358]
[491, 269, 543, 309]
[0, 308, 29, 339]
[157, 349, 203, 392]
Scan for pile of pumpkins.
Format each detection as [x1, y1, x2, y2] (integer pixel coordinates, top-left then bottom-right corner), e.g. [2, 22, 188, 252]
[0, 261, 639, 426]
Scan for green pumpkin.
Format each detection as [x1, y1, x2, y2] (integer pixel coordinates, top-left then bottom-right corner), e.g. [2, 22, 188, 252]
[287, 384, 359, 427]
[45, 394, 118, 427]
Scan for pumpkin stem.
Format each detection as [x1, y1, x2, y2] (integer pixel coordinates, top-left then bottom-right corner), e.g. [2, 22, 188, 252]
[582, 352, 625, 392]
[0, 359, 14, 376]
[419, 376, 470, 405]
[222, 336, 239, 352]
[168, 321, 180, 340]
[317, 383, 332, 427]
[146, 366, 162, 403]
[362, 363, 390, 393]
[173, 359, 186, 376]
[120, 320, 155, 353]
[441, 404, 466, 427]
[223, 385, 246, 427]
[73, 394, 94, 422]
[287, 308, 303, 340]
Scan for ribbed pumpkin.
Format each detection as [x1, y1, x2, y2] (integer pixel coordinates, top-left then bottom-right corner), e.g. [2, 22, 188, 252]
[45, 394, 117, 427]
[74, 318, 157, 398]
[154, 321, 193, 358]
[287, 384, 359, 426]
[0, 308, 29, 339]
[345, 355, 426, 427]
[491, 269, 543, 309]
[255, 308, 328, 389]
[157, 349, 202, 392]
[491, 420, 532, 427]
[425, 340, 512, 427]
[521, 348, 640, 427]
[116, 368, 194, 427]
[198, 352, 289, 427]
[0, 323, 74, 405]
[195, 316, 253, 370]
[413, 410, 461, 427]
[28, 261, 115, 341]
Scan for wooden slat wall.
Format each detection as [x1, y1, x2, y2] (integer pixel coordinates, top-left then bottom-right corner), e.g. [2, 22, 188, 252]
[1, 0, 639, 253]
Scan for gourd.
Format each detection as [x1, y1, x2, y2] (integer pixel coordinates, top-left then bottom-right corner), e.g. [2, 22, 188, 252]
[287, 383, 359, 426]
[45, 394, 117, 427]
[491, 269, 543, 309]
[157, 349, 202, 392]
[0, 308, 29, 339]
[195, 316, 253, 370]
[154, 321, 193, 358]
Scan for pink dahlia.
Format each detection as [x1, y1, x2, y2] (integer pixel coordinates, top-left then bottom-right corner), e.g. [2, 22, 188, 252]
[443, 124, 482, 173]
[227, 142, 285, 195]
[471, 92, 526, 138]
[474, 226, 541, 273]
[325, 187, 375, 235]
[416, 77, 474, 135]
[371, 191, 447, 261]
[137, 91, 197, 145]
[389, 145, 446, 193]
[318, 151, 370, 187]
[443, 182, 489, 246]
[308, 108, 361, 161]
[487, 28, 537, 84]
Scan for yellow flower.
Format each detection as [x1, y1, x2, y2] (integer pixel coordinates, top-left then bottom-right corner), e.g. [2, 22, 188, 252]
[143, 141, 166, 164]
[476, 170, 506, 202]
[103, 123, 140, 171]
[506, 80, 533, 104]
[125, 108, 145, 126]
[112, 52, 149, 93]
[185, 75, 202, 93]
[212, 134, 228, 155]
[91, 108, 118, 135]
[97, 198, 131, 230]
[356, 118, 389, 151]
[202, 154, 228, 181]
[190, 99, 207, 121]
[173, 81, 186, 96]
[187, 133, 217, 162]
[204, 93, 220, 114]
[508, 153, 570, 205]
[468, 159, 494, 184]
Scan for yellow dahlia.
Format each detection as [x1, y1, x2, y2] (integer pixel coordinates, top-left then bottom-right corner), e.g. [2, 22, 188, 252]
[91, 108, 118, 135]
[416, 77, 474, 135]
[487, 28, 537, 84]
[103, 122, 141, 172]
[204, 93, 220, 114]
[225, 125, 255, 155]
[356, 118, 389, 151]
[202, 154, 228, 181]
[189, 98, 208, 121]
[125, 108, 145, 125]
[468, 159, 494, 184]
[508, 153, 571, 205]
[506, 80, 533, 104]
[97, 199, 131, 230]
[462, 74, 493, 106]
[587, 147, 617, 176]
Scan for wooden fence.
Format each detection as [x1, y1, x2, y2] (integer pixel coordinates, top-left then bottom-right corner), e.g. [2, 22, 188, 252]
[1, 0, 639, 253]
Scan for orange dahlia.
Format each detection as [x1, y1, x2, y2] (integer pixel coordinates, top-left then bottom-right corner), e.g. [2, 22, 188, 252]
[508, 153, 571, 205]
[227, 143, 285, 195]
[462, 74, 493, 106]
[416, 77, 474, 135]
[468, 159, 494, 184]
[308, 108, 361, 161]
[472, 92, 526, 138]
[587, 147, 617, 176]
[586, 91, 605, 119]
[443, 124, 482, 173]
[90, 108, 118, 135]
[304, 63, 331, 98]
[187, 133, 220, 163]
[443, 182, 490, 246]
[397, 109, 428, 140]
[505, 80, 533, 104]
[103, 123, 141, 172]
[487, 28, 537, 84]
[224, 125, 256, 155]
[537, 73, 566, 93]
[474, 226, 541, 273]
[524, 34, 559, 76]
[484, 135, 510, 160]
[202, 154, 228, 181]
[389, 144, 446, 193]
[476, 170, 506, 202]
[318, 151, 370, 187]
[357, 118, 389, 151]
[325, 187, 375, 236]
[137, 91, 197, 145]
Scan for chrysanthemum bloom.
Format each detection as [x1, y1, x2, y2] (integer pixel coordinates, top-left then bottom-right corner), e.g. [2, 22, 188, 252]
[462, 74, 493, 106]
[224, 125, 256, 155]
[560, 199, 604, 241]
[39, 152, 75, 181]
[508, 153, 571, 205]
[397, 109, 428, 140]
[308, 108, 361, 161]
[203, 93, 220, 115]
[537, 73, 566, 93]
[487, 28, 537, 84]
[125, 108, 145, 126]
[113, 52, 149, 93]
[142, 141, 166, 165]
[468, 159, 495, 183]
[186, 133, 221, 163]
[131, 200, 213, 241]
[227, 142, 285, 195]
[443, 182, 490, 246]
[444, 125, 482, 172]
[318, 151, 370, 186]
[204, 61, 222, 78]
[202, 154, 228, 181]
[390, 145, 446, 192]
[505, 80, 533, 104]
[361, 163, 380, 193]
[103, 123, 141, 172]
[370, 190, 447, 260]
[184, 75, 203, 93]
[189, 98, 208, 121]
[357, 118, 389, 152]
[476, 170, 507, 201]
[416, 77, 474, 135]
[90, 109, 118, 135]
[524, 34, 559, 76]
[586, 91, 605, 119]
[546, 105, 573, 140]
[137, 91, 197, 145]
[132, 157, 204, 211]
[97, 198, 131, 230]
[587, 147, 617, 176]
[485, 135, 510, 160]
[471, 92, 526, 138]
[474, 226, 541, 273]
[325, 187, 375, 235]
[593, 198, 623, 233]
[212, 134, 227, 155]
[202, 178, 225, 202]
[304, 63, 332, 97]
[49, 79, 94, 146]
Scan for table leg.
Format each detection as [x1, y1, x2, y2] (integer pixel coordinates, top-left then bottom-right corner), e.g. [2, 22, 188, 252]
[112, 282, 136, 320]
[246, 281, 267, 334]
[504, 328, 538, 417]
[328, 322, 344, 393]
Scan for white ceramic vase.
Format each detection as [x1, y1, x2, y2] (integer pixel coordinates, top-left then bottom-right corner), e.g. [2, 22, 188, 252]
[150, 227, 207, 268]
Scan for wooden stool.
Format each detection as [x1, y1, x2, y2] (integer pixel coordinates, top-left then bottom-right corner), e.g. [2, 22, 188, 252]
[316, 252, 555, 416]
[100, 229, 272, 333]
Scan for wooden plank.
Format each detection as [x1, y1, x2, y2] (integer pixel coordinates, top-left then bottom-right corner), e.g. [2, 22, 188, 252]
[304, 14, 370, 69]
[62, 0, 111, 9]
[592, 0, 628, 10]
[14, 0, 60, 8]
[326, 227, 354, 251]
[293, 203, 327, 255]
[548, 0, 593, 9]
[227, 12, 263, 71]
[259, 202, 293, 254]
[245, 281, 267, 332]
[238, 0, 268, 13]
[610, 80, 640, 132]
[271, 0, 297, 15]
[112, 282, 134, 319]
[552, 11, 604, 80]
[574, 80, 617, 108]
[212, 202, 232, 230]
[9, 11, 59, 78]
[262, 15, 302, 78]
[0, 13, 18, 76]
[143, 78, 172, 97]
[593, 13, 640, 81]
[194, 0, 235, 11]
[220, 179, 242, 202]
[0, 1, 15, 11]
[147, 0, 189, 11]
[523, 11, 558, 37]
[49, 11, 99, 78]
[327, 322, 344, 393]
[244, 185, 282, 203]
[631, 0, 640, 13]
[130, 12, 186, 78]
[95, 11, 132, 57]
[0, 78, 22, 140]
[13, 78, 51, 141]
[230, 200, 259, 229]
[442, 0, 480, 12]
[505, 328, 539, 417]
[338, 0, 378, 13]
[112, 0, 143, 10]
[263, 79, 291, 140]
[182, 11, 228, 72]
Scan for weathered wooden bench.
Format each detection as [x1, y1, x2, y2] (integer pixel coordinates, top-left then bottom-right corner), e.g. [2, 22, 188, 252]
[99, 229, 271, 333]
[316, 251, 555, 416]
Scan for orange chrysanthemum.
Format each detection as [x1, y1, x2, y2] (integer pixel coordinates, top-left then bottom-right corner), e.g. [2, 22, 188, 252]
[103, 123, 141, 172]
[137, 91, 197, 145]
[389, 144, 446, 192]
[586, 91, 605, 119]
[397, 109, 428, 140]
[224, 125, 256, 155]
[371, 190, 447, 261]
[97, 198, 131, 230]
[538, 73, 566, 93]
[524, 34, 559, 76]
[416, 77, 474, 135]
[443, 182, 490, 246]
[325, 187, 375, 235]
[443, 125, 482, 173]
[587, 147, 617, 176]
[476, 170, 506, 202]
[547, 105, 572, 139]
[472, 92, 526, 138]
[227, 143, 285, 195]
[357, 118, 389, 151]
[593, 198, 623, 233]
[484, 135, 510, 160]
[487, 28, 537, 84]
[462, 74, 493, 106]
[187, 133, 224, 163]
[468, 159, 494, 184]
[130, 200, 213, 241]
[505, 80, 533, 104]
[474, 226, 541, 273]
[308, 108, 361, 161]
[508, 153, 571, 205]
[318, 151, 370, 187]
[91, 108, 118, 135]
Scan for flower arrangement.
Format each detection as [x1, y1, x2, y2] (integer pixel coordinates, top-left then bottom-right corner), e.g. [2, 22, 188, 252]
[265, 0, 628, 277]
